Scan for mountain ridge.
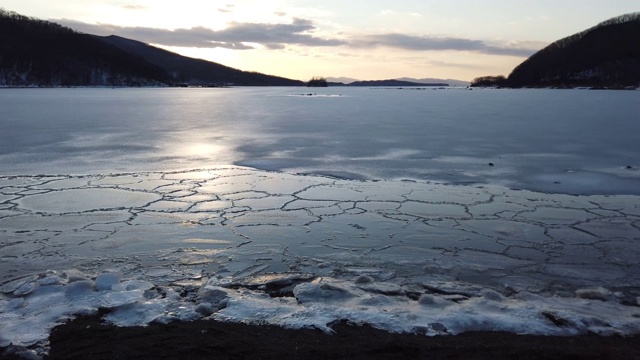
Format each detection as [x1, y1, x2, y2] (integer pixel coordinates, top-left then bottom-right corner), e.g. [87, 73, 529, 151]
[326, 77, 469, 87]
[344, 79, 449, 87]
[472, 13, 640, 88]
[100, 35, 304, 86]
[0, 9, 303, 87]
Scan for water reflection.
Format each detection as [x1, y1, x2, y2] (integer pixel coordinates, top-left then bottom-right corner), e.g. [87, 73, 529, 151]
[1, 88, 638, 195]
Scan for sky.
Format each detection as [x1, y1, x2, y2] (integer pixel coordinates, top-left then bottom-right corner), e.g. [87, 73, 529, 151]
[3, 1, 639, 81]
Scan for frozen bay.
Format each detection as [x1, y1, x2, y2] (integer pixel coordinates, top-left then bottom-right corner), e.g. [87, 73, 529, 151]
[1, 87, 639, 194]
[0, 88, 639, 355]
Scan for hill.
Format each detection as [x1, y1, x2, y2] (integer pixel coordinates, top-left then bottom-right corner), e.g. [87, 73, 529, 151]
[0, 9, 169, 86]
[100, 36, 302, 86]
[0, 9, 303, 87]
[397, 77, 469, 87]
[326, 77, 466, 87]
[472, 13, 640, 88]
[508, 13, 640, 88]
[326, 76, 359, 84]
[346, 79, 449, 87]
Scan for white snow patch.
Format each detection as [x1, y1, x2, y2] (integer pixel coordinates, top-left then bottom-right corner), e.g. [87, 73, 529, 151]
[2, 271, 640, 357]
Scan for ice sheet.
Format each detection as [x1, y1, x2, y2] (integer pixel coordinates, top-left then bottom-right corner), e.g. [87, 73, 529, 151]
[1, 88, 639, 195]
[1, 168, 640, 357]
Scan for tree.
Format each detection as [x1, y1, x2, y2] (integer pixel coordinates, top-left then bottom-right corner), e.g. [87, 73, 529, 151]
[307, 76, 328, 87]
[470, 75, 507, 87]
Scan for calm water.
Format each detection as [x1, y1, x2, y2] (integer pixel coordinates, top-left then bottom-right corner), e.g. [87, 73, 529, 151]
[1, 87, 639, 193]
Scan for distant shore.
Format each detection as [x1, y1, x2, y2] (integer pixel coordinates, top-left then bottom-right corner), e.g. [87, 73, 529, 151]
[2, 84, 638, 90]
[470, 85, 640, 90]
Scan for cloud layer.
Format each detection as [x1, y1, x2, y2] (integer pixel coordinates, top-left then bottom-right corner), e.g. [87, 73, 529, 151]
[57, 18, 540, 56]
[352, 33, 537, 57]
[59, 18, 343, 50]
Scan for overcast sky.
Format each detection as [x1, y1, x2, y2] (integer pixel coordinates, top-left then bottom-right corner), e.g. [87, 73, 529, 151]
[4, 1, 639, 81]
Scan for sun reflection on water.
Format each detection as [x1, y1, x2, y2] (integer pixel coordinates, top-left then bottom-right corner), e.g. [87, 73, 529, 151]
[185, 143, 222, 157]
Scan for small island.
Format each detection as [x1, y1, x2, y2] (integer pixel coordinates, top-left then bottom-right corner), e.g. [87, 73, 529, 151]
[307, 76, 328, 87]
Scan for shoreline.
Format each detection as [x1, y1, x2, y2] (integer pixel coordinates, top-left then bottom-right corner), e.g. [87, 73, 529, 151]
[5, 316, 638, 359]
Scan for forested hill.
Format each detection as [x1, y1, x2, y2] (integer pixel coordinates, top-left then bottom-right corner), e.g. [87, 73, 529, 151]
[0, 9, 169, 86]
[0, 9, 304, 87]
[507, 13, 640, 88]
[99, 36, 303, 86]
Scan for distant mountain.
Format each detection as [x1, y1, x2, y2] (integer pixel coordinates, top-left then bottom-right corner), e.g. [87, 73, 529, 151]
[397, 77, 470, 87]
[0, 9, 303, 87]
[346, 79, 449, 87]
[472, 13, 640, 88]
[326, 76, 359, 84]
[326, 76, 468, 86]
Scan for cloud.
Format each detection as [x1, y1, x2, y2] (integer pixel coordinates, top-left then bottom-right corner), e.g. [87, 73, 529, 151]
[56, 18, 539, 57]
[425, 59, 486, 70]
[207, 41, 255, 50]
[350, 33, 538, 57]
[121, 5, 146, 10]
[207, 18, 346, 47]
[218, 3, 234, 13]
[56, 18, 345, 50]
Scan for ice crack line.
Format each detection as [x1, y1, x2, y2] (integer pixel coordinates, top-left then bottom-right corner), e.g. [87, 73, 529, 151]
[1, 169, 639, 295]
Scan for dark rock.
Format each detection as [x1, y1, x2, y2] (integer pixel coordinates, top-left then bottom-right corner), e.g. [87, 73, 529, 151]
[541, 311, 573, 327]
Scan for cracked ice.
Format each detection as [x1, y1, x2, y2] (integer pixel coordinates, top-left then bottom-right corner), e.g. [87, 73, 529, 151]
[1, 167, 640, 356]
